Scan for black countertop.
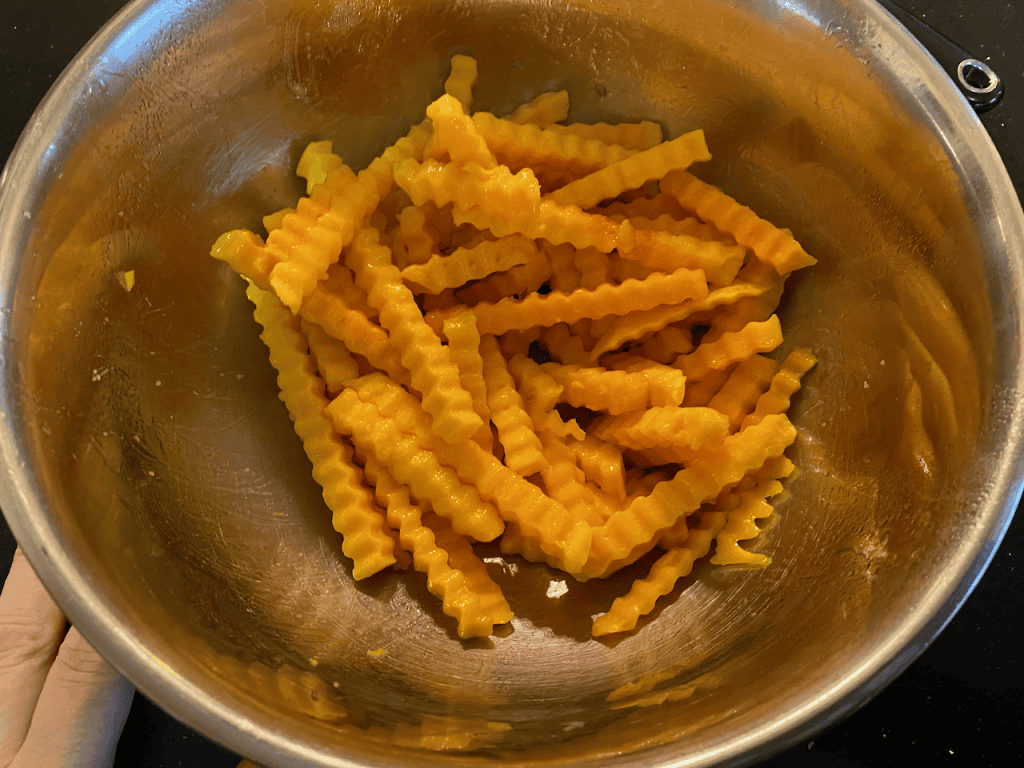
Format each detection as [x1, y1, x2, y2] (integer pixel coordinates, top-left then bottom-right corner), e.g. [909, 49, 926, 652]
[2, 1, 1022, 766]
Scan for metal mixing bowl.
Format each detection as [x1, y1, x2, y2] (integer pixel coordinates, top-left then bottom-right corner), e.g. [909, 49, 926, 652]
[2, 0, 1023, 766]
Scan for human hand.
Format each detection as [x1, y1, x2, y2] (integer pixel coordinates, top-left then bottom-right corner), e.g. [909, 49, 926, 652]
[0, 547, 134, 768]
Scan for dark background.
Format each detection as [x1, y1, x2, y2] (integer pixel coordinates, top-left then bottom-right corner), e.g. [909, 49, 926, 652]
[2, 1, 1022, 766]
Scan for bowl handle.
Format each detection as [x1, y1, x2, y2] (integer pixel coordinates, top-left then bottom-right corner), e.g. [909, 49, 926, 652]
[877, 0, 1004, 113]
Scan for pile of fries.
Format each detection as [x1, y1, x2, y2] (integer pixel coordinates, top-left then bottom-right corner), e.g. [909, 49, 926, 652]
[211, 55, 816, 638]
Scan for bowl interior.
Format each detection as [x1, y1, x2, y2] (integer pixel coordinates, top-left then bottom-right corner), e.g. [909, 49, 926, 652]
[2, 0, 1022, 766]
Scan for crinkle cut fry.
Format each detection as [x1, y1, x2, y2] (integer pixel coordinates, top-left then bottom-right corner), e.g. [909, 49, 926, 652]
[353, 454, 412, 571]
[616, 224, 746, 287]
[444, 54, 478, 113]
[299, 282, 409, 387]
[545, 120, 664, 151]
[343, 372, 592, 575]
[507, 354, 586, 443]
[597, 194, 689, 221]
[452, 199, 742, 286]
[499, 327, 542, 358]
[322, 260, 377, 320]
[661, 170, 817, 275]
[425, 94, 497, 168]
[212, 229, 277, 291]
[392, 204, 441, 268]
[505, 354, 559, 411]
[682, 366, 734, 409]
[212, 158, 362, 310]
[742, 453, 796, 491]
[401, 233, 537, 294]
[583, 413, 797, 579]
[426, 266, 709, 336]
[632, 326, 694, 366]
[710, 478, 785, 567]
[346, 226, 483, 445]
[325, 386, 505, 542]
[271, 158, 381, 313]
[707, 354, 780, 432]
[543, 240, 581, 292]
[741, 348, 818, 429]
[394, 158, 541, 226]
[452, 199, 621, 253]
[675, 315, 784, 381]
[472, 111, 637, 177]
[300, 317, 359, 395]
[592, 508, 729, 636]
[455, 242, 552, 305]
[363, 457, 512, 638]
[479, 334, 548, 477]
[624, 444, 701, 468]
[606, 357, 687, 408]
[539, 323, 592, 365]
[540, 362, 650, 415]
[537, 432, 609, 526]
[702, 258, 785, 339]
[441, 314, 494, 451]
[499, 521, 571, 569]
[427, 513, 515, 636]
[565, 434, 627, 502]
[505, 90, 570, 126]
[358, 119, 434, 200]
[624, 468, 673, 500]
[589, 406, 730, 453]
[245, 283, 397, 580]
[588, 282, 768, 361]
[211, 227, 407, 386]
[574, 246, 612, 291]
[296, 140, 345, 194]
[547, 129, 711, 210]
[262, 206, 294, 236]
[621, 213, 731, 243]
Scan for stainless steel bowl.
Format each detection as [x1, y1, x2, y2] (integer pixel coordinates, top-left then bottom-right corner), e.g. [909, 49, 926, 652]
[2, 1, 1023, 766]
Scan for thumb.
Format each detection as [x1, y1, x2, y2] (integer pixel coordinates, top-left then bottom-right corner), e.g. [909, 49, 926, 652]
[11, 626, 134, 768]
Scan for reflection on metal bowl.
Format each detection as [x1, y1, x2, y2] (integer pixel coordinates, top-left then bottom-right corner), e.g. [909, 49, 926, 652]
[1, 1, 1022, 767]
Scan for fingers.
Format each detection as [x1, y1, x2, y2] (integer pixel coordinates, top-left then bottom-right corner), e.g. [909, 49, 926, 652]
[0, 548, 135, 768]
[0, 548, 67, 764]
[11, 625, 134, 768]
